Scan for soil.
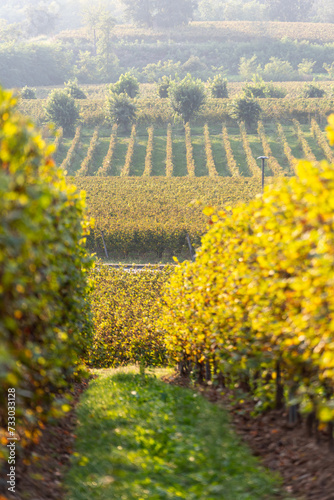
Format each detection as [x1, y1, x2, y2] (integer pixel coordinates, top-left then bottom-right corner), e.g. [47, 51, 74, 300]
[163, 371, 334, 500]
[0, 378, 93, 500]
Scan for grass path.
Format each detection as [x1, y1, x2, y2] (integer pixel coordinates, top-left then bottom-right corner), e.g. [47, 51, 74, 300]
[64, 367, 288, 500]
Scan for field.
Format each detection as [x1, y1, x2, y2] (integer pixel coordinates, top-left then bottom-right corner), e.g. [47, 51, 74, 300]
[42, 93, 333, 261]
[108, 20, 334, 43]
[54, 120, 333, 179]
[73, 176, 263, 260]
[61, 116, 332, 261]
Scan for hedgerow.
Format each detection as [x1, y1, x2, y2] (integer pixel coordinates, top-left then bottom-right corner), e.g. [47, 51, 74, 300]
[161, 116, 334, 422]
[0, 87, 93, 463]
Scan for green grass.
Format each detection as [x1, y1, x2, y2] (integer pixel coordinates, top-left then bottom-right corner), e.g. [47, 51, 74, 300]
[172, 133, 188, 177]
[112, 137, 130, 176]
[53, 122, 327, 178]
[131, 130, 147, 176]
[64, 367, 287, 500]
[228, 127, 251, 176]
[151, 135, 167, 176]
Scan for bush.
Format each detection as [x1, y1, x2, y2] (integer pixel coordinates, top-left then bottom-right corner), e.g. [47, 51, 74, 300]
[105, 91, 137, 132]
[65, 78, 87, 99]
[262, 57, 296, 81]
[0, 87, 93, 464]
[301, 82, 326, 98]
[229, 95, 261, 130]
[168, 73, 206, 124]
[243, 78, 287, 99]
[110, 72, 139, 98]
[20, 86, 36, 99]
[157, 76, 171, 98]
[44, 89, 80, 136]
[208, 74, 228, 98]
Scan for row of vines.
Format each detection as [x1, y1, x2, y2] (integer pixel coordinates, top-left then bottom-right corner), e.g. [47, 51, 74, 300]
[55, 119, 330, 178]
[160, 118, 334, 431]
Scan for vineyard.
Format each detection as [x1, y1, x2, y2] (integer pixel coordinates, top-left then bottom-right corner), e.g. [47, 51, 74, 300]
[4, 9, 334, 499]
[54, 120, 332, 178]
[74, 176, 263, 260]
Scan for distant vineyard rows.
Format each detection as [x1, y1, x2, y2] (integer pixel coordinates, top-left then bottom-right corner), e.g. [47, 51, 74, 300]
[54, 119, 331, 178]
[72, 177, 265, 260]
[19, 96, 334, 128]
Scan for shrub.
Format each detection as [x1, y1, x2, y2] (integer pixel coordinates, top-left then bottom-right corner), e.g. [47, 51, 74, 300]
[0, 87, 93, 464]
[262, 57, 296, 81]
[168, 74, 206, 124]
[65, 78, 87, 99]
[301, 82, 326, 98]
[20, 86, 36, 99]
[238, 55, 262, 81]
[110, 72, 139, 98]
[298, 59, 316, 78]
[105, 91, 137, 132]
[44, 89, 80, 136]
[157, 76, 171, 98]
[208, 74, 228, 98]
[229, 95, 261, 130]
[242, 78, 286, 99]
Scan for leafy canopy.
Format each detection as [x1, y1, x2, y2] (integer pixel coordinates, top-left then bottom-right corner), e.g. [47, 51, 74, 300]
[168, 74, 206, 124]
[44, 89, 80, 136]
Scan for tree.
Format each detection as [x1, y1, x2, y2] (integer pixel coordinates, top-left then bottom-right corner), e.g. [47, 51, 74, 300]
[208, 75, 228, 98]
[122, 0, 197, 28]
[110, 73, 140, 98]
[122, 0, 153, 27]
[168, 74, 206, 124]
[153, 0, 198, 28]
[264, 0, 314, 21]
[65, 78, 87, 99]
[157, 76, 171, 98]
[45, 90, 80, 136]
[82, 2, 117, 80]
[229, 96, 261, 130]
[105, 92, 137, 132]
[20, 86, 36, 99]
[301, 83, 326, 98]
[25, 4, 59, 36]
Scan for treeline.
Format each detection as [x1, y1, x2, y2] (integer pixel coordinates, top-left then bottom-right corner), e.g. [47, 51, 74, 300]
[2, 31, 334, 88]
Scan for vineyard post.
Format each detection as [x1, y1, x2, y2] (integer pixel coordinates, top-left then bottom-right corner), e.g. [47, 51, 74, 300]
[186, 233, 195, 261]
[101, 230, 109, 259]
[257, 156, 269, 193]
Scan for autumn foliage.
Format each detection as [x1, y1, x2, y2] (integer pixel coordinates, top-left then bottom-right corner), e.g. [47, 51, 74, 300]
[0, 88, 93, 462]
[161, 116, 334, 422]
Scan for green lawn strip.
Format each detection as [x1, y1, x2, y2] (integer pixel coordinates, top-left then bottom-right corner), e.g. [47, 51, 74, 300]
[64, 367, 286, 500]
[172, 133, 188, 177]
[228, 127, 251, 177]
[131, 129, 147, 176]
[92, 136, 111, 175]
[210, 131, 231, 177]
[111, 136, 130, 176]
[299, 124, 325, 162]
[151, 135, 167, 176]
[284, 124, 304, 160]
[262, 123, 290, 175]
[54, 139, 70, 167]
[67, 132, 91, 175]
[191, 130, 207, 177]
[247, 131, 273, 176]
